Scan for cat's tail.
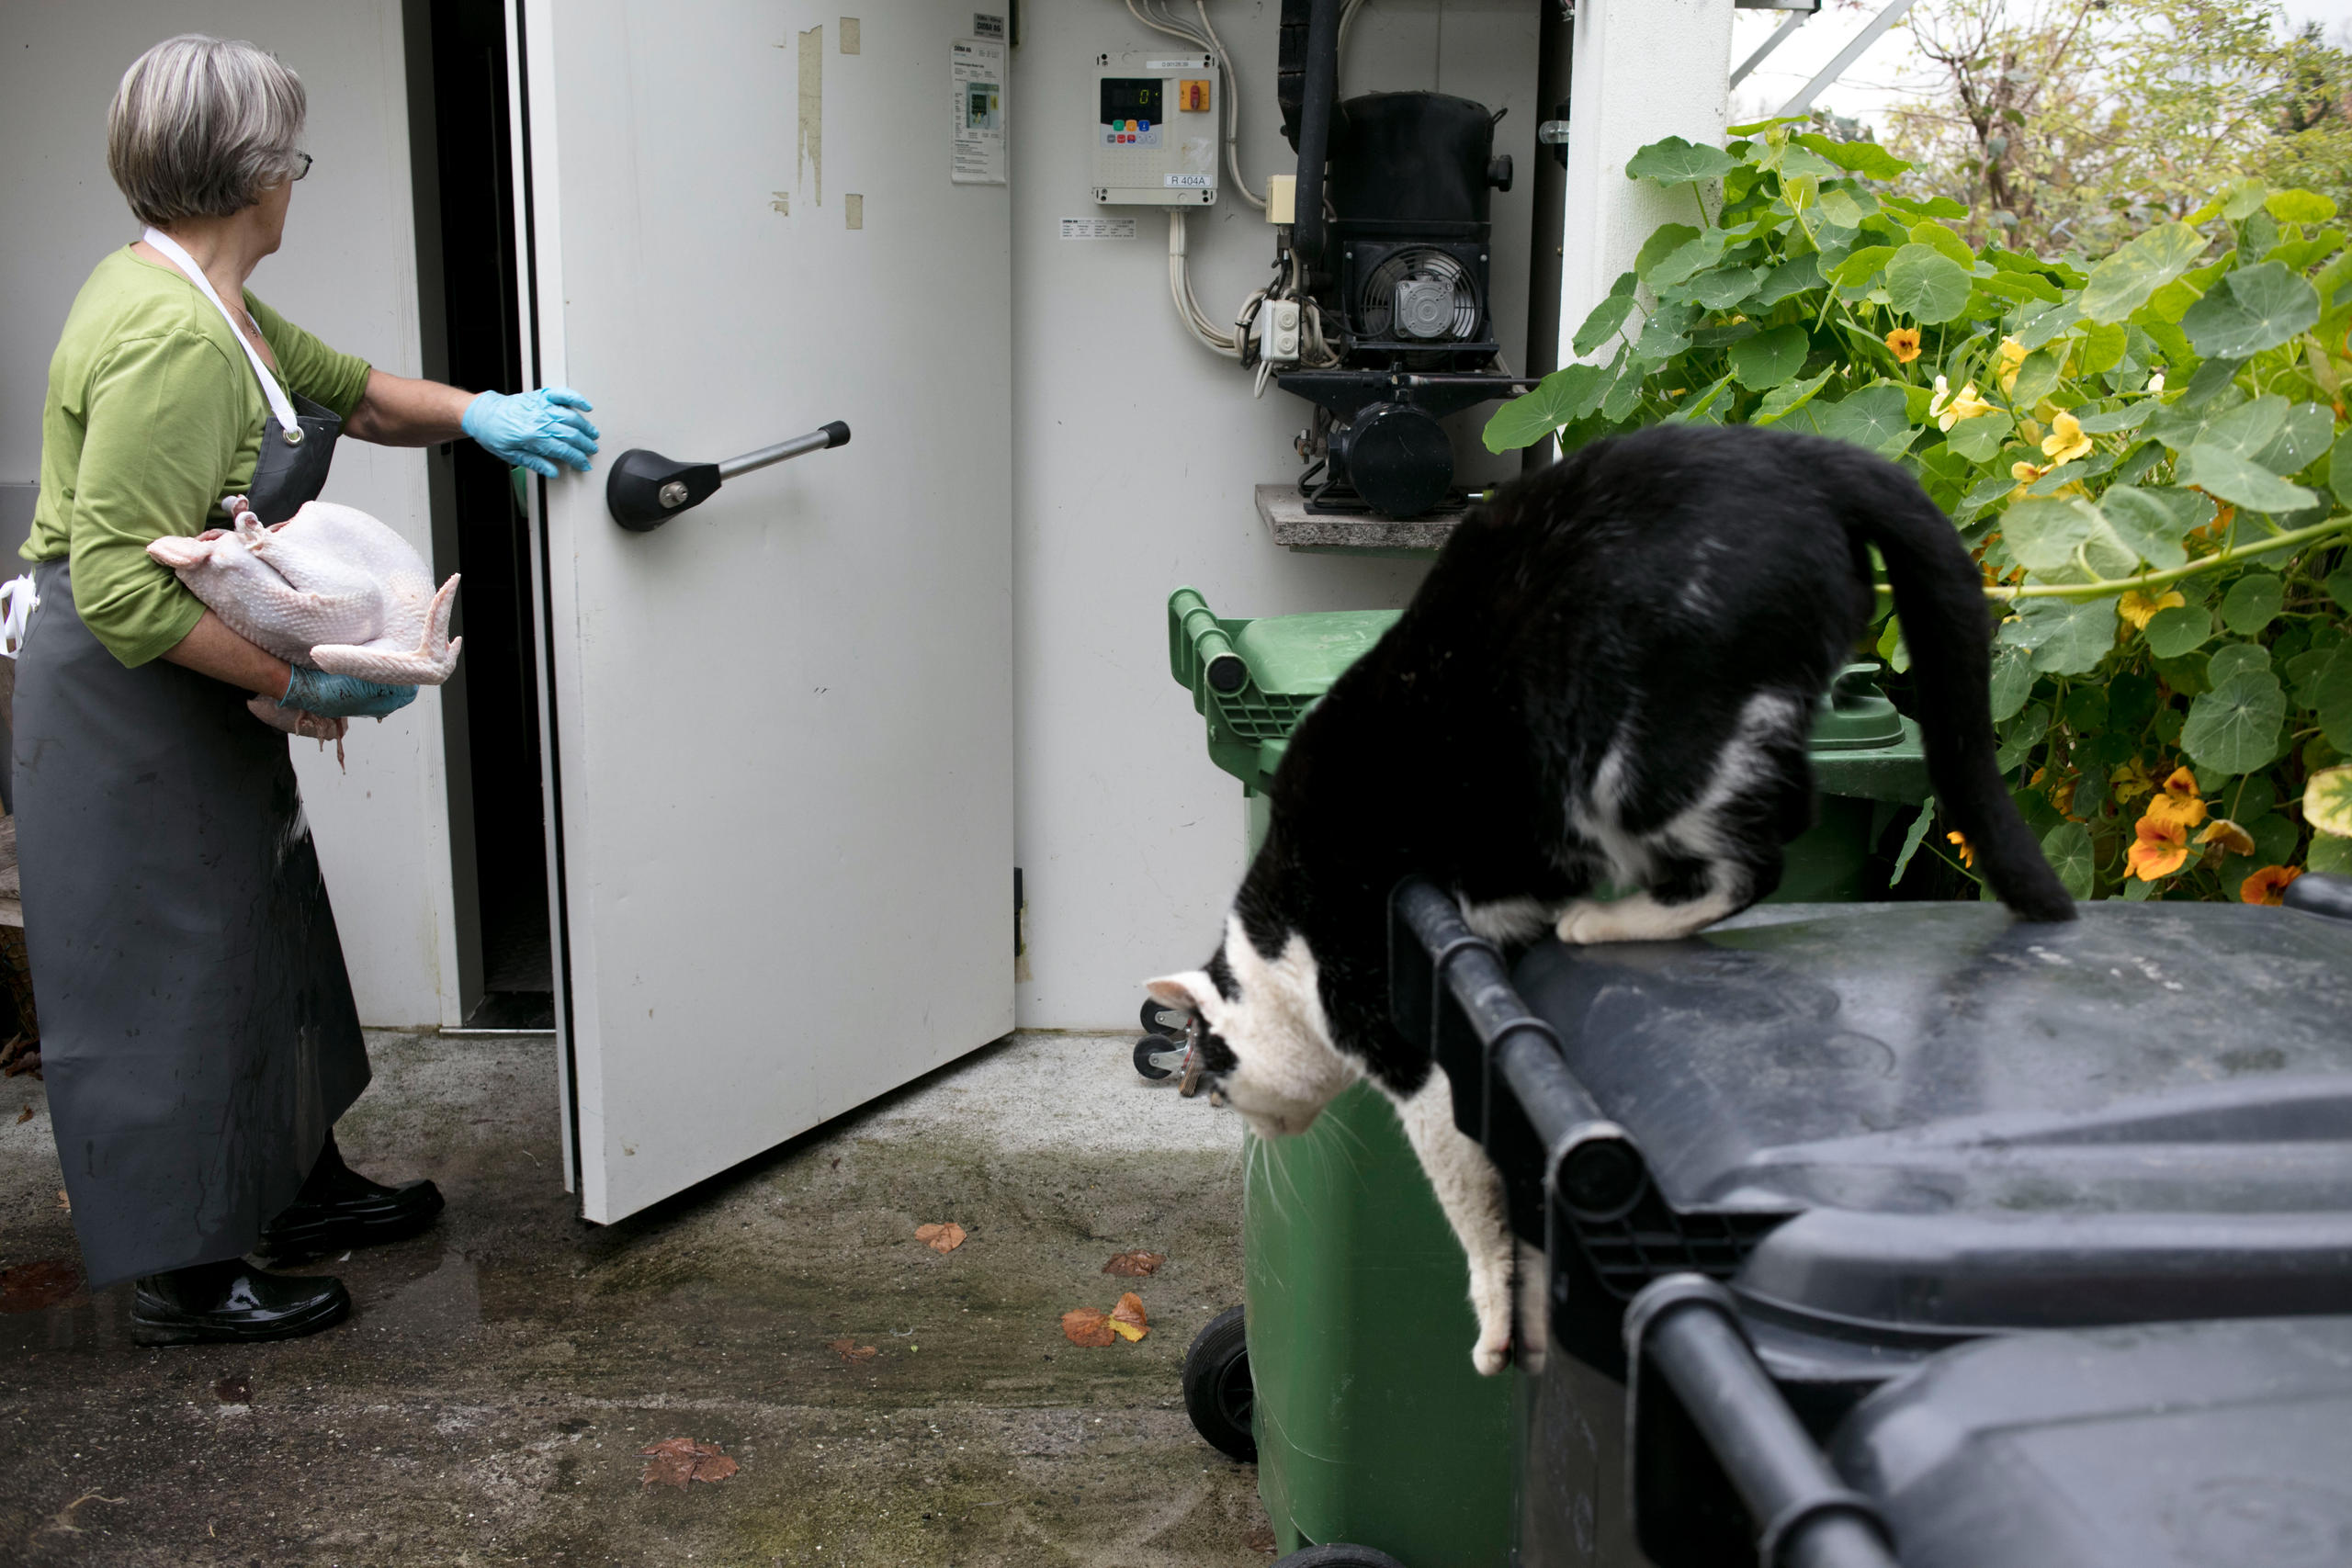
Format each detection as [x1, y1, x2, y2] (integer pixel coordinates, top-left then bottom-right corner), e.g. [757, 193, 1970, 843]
[1840, 464, 2076, 921]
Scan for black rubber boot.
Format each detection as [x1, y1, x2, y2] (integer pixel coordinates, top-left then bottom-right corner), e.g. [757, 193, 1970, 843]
[257, 1132, 445, 1260]
[129, 1258, 349, 1346]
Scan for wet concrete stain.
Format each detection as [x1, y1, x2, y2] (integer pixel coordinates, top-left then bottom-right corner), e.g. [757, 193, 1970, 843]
[0, 1032, 1271, 1566]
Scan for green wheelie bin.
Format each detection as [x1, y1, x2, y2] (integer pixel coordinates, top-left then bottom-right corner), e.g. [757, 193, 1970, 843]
[1159, 586, 1928, 1568]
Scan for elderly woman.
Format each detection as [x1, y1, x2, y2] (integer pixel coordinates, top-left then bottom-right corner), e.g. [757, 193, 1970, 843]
[14, 35, 597, 1344]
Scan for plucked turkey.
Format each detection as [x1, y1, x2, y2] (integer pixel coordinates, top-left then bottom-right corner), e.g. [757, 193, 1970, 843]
[148, 495, 461, 740]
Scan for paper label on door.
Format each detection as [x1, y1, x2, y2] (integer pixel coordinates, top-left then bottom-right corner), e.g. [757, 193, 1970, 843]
[951, 39, 1006, 186]
[1060, 217, 1136, 239]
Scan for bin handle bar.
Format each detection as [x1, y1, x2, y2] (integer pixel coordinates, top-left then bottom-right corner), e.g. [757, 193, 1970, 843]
[1167, 586, 1250, 696]
[1626, 1276, 1902, 1568]
[1390, 877, 1645, 1217]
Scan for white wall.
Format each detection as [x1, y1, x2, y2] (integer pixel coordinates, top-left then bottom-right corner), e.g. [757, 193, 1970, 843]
[1011, 0, 1543, 1027]
[1559, 0, 1736, 362]
[0, 4, 459, 1028]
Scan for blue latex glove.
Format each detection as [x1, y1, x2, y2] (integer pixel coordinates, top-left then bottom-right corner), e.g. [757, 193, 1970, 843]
[461, 387, 601, 477]
[280, 668, 418, 718]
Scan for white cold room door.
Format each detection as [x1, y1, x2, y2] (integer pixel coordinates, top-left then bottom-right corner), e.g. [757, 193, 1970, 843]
[515, 0, 1012, 1222]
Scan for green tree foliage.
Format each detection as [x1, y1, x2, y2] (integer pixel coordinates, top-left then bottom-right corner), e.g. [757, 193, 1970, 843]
[1484, 123, 2352, 899]
[1883, 0, 2352, 254]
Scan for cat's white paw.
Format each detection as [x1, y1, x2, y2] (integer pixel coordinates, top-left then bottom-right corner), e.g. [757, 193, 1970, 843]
[1553, 899, 1611, 944]
[1471, 1330, 1512, 1377]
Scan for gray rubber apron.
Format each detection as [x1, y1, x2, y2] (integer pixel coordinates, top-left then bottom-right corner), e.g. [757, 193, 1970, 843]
[12, 238, 366, 1286]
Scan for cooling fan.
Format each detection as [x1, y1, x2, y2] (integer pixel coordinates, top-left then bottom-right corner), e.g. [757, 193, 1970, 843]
[1355, 247, 1483, 344]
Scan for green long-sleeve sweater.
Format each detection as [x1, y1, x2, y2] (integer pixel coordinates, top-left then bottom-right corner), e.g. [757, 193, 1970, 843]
[26, 246, 373, 666]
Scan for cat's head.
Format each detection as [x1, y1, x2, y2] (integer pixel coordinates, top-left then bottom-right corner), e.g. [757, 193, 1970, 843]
[1145, 915, 1356, 1140]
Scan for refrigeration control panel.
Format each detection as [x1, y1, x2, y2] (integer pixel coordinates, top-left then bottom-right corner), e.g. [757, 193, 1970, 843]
[1091, 51, 1217, 207]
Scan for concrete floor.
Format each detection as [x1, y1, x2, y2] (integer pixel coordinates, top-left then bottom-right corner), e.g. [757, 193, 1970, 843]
[0, 1031, 1277, 1567]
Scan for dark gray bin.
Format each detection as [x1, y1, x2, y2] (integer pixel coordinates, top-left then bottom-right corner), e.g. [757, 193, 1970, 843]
[1387, 880, 2352, 1567]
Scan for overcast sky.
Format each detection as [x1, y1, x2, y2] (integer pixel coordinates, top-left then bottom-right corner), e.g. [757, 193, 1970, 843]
[1731, 0, 2352, 135]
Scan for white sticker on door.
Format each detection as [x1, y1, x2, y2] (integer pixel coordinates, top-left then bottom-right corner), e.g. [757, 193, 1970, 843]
[951, 38, 1007, 186]
[1059, 217, 1137, 239]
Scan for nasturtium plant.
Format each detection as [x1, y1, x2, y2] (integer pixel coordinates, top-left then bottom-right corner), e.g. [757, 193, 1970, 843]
[1487, 118, 2352, 903]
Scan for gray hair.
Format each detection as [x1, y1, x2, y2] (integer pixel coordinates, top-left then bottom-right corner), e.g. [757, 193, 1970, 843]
[107, 35, 306, 227]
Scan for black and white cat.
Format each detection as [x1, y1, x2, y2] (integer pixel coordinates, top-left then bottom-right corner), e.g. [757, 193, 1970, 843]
[1148, 423, 2075, 1373]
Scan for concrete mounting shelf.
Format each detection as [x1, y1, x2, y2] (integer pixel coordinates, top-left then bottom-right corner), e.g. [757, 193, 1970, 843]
[1254, 484, 1466, 554]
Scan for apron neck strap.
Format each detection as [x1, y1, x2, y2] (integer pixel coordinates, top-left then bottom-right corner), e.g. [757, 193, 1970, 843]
[140, 227, 301, 437]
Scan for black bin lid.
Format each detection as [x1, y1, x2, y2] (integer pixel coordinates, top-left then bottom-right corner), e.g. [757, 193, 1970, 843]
[1828, 1316, 2352, 1568]
[1510, 903, 2352, 1337]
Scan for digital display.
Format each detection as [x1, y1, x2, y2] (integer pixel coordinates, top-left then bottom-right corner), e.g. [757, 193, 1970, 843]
[1101, 78, 1162, 123]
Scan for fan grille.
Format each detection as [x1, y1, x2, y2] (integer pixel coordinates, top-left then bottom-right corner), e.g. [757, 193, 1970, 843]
[1357, 246, 1481, 342]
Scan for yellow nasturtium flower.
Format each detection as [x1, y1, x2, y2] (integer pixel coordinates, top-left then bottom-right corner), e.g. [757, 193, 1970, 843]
[1885, 326, 1923, 364]
[1996, 335, 2029, 392]
[2143, 766, 2209, 830]
[2199, 818, 2256, 858]
[1946, 830, 1976, 868]
[1930, 377, 1996, 431]
[2041, 411, 2093, 466]
[2110, 759, 2155, 803]
[2119, 589, 2185, 629]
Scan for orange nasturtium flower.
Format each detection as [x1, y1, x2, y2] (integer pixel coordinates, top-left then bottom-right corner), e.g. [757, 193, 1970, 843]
[1947, 830, 1976, 868]
[1885, 326, 1923, 364]
[2119, 589, 2186, 630]
[2241, 864, 2304, 905]
[2127, 815, 2191, 880]
[1930, 376, 1996, 430]
[1996, 334, 2029, 392]
[2143, 766, 2208, 830]
[2041, 411, 2093, 466]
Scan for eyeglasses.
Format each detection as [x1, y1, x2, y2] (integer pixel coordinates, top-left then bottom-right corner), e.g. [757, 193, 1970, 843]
[289, 151, 312, 182]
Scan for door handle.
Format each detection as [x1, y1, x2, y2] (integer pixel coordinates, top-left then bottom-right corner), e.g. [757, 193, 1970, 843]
[605, 420, 852, 531]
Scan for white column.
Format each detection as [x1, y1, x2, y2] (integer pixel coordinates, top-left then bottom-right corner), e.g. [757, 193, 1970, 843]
[1557, 0, 1736, 365]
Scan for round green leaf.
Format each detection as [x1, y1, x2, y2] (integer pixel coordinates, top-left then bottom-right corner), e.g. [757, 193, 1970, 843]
[2174, 444, 2320, 513]
[2181, 671, 2288, 774]
[1906, 220, 1975, 266]
[2221, 572, 2285, 637]
[2308, 764, 2352, 837]
[2079, 223, 2211, 324]
[2207, 641, 2272, 684]
[1570, 292, 1640, 357]
[1727, 324, 1811, 390]
[2265, 187, 2339, 224]
[1884, 244, 1974, 324]
[2041, 821, 2095, 900]
[2097, 485, 2198, 571]
[2144, 604, 2211, 658]
[2179, 261, 2321, 360]
[1625, 136, 1738, 186]
[1988, 643, 2036, 722]
[1944, 411, 2014, 464]
[1482, 361, 1611, 453]
[1688, 265, 1764, 312]
[1998, 597, 2119, 675]
[2313, 832, 2352, 874]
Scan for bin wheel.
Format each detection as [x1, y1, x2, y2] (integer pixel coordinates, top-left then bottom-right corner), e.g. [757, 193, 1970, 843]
[1183, 1304, 1256, 1461]
[1272, 1548, 1410, 1568]
[1140, 997, 1186, 1037]
[1134, 1037, 1176, 1080]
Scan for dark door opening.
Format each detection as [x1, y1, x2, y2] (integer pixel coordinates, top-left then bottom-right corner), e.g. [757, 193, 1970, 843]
[404, 0, 553, 1032]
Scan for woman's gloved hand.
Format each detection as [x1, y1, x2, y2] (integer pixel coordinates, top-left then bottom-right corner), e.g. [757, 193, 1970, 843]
[279, 667, 418, 718]
[461, 387, 601, 477]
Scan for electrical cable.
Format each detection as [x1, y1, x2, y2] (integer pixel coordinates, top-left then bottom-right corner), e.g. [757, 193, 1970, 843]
[1193, 1, 1265, 209]
[1168, 211, 1242, 357]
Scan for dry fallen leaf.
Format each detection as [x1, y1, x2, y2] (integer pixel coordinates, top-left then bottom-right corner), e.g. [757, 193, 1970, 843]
[1102, 1250, 1166, 1277]
[14, 1104, 28, 1124]
[639, 1436, 739, 1490]
[54, 1189, 68, 1213]
[0, 1258, 82, 1314]
[915, 1222, 967, 1254]
[828, 1338, 879, 1362]
[213, 1374, 251, 1405]
[1060, 1307, 1117, 1348]
[1109, 1292, 1149, 1342]
[1244, 1522, 1279, 1554]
